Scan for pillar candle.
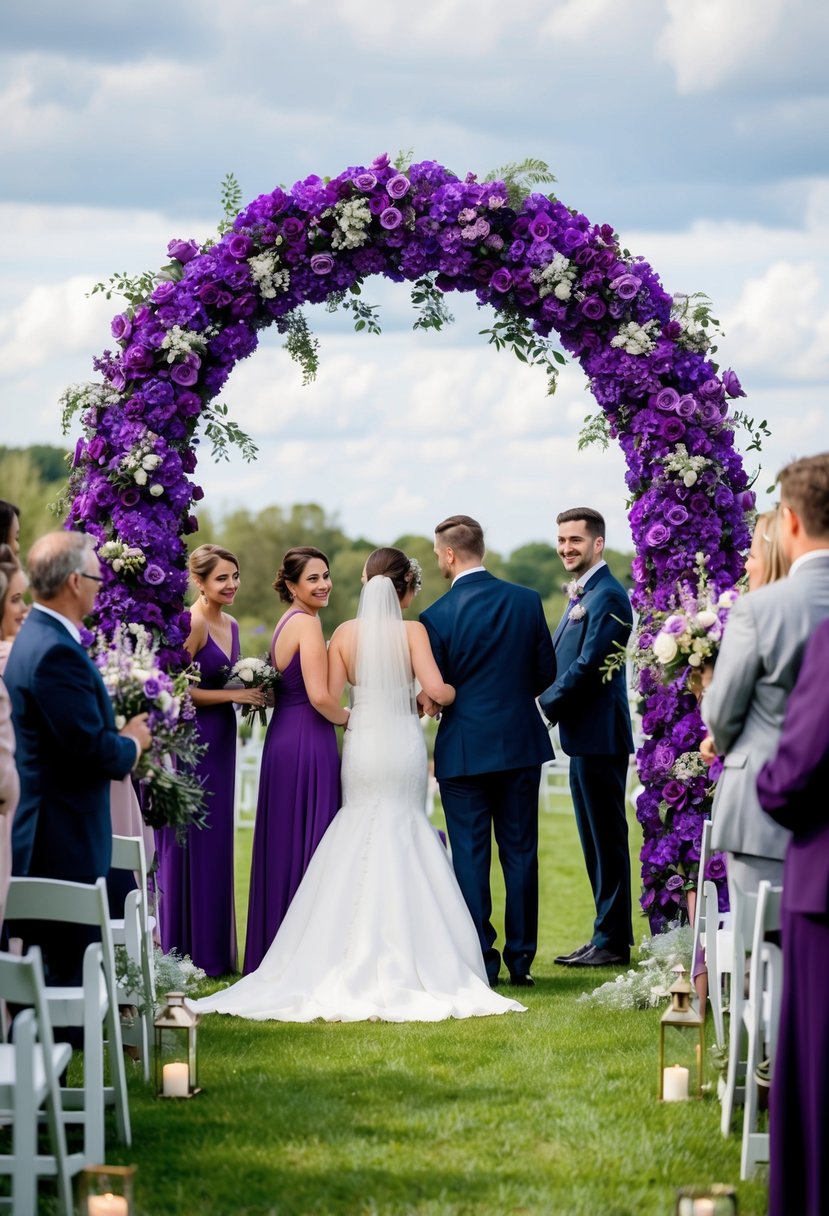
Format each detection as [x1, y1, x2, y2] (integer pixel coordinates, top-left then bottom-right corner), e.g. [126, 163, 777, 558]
[662, 1064, 690, 1101]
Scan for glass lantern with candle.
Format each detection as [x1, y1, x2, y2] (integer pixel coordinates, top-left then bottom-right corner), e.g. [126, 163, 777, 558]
[153, 992, 201, 1099]
[79, 1164, 136, 1215]
[658, 964, 705, 1101]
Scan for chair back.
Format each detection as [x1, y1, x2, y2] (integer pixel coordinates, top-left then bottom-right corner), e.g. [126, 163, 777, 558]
[5, 876, 118, 992]
[0, 946, 56, 1050]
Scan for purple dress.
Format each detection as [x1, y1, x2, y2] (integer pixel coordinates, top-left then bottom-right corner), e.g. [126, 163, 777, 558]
[157, 620, 240, 976]
[243, 610, 341, 975]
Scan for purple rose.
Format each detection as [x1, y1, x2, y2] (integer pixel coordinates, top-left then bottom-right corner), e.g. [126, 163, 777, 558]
[227, 233, 251, 259]
[654, 387, 680, 412]
[281, 217, 305, 242]
[152, 281, 177, 306]
[664, 504, 689, 527]
[529, 214, 552, 242]
[111, 313, 132, 343]
[352, 171, 377, 192]
[699, 401, 721, 426]
[665, 873, 685, 892]
[86, 435, 107, 462]
[143, 564, 166, 586]
[662, 780, 688, 807]
[310, 253, 334, 275]
[646, 523, 671, 548]
[386, 174, 410, 199]
[167, 239, 199, 264]
[143, 677, 161, 699]
[610, 273, 641, 300]
[722, 368, 745, 398]
[706, 854, 727, 882]
[490, 268, 512, 293]
[660, 417, 686, 443]
[380, 206, 402, 230]
[580, 296, 607, 321]
[676, 394, 697, 419]
[170, 355, 200, 386]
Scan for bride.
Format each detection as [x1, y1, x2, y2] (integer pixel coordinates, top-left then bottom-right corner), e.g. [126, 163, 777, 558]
[192, 547, 525, 1022]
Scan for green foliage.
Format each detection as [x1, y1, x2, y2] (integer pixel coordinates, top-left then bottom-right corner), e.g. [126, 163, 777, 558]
[88, 267, 160, 307]
[341, 291, 382, 335]
[411, 275, 455, 332]
[217, 171, 243, 235]
[479, 309, 566, 395]
[578, 411, 611, 452]
[394, 148, 415, 173]
[486, 157, 557, 209]
[200, 403, 259, 463]
[281, 309, 320, 384]
[0, 446, 70, 540]
[730, 410, 772, 456]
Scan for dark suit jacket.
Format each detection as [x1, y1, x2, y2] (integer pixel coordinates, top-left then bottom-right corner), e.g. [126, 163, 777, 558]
[757, 616, 829, 916]
[421, 571, 555, 780]
[4, 608, 136, 881]
[538, 563, 633, 756]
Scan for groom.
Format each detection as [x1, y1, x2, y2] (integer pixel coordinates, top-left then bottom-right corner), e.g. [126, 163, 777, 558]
[420, 515, 556, 987]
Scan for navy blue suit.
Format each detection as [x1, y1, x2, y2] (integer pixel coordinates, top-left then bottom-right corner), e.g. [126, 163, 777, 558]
[421, 571, 555, 982]
[4, 608, 136, 983]
[538, 564, 634, 953]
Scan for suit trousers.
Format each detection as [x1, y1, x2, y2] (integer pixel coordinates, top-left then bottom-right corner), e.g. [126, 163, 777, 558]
[438, 766, 541, 984]
[568, 754, 633, 951]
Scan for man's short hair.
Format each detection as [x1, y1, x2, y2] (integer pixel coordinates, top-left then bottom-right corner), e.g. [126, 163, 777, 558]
[28, 532, 95, 600]
[778, 452, 829, 539]
[555, 507, 606, 541]
[434, 515, 485, 560]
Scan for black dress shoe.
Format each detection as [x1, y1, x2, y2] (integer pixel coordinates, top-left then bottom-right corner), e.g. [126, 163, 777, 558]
[554, 943, 593, 966]
[569, 946, 630, 968]
[508, 972, 535, 987]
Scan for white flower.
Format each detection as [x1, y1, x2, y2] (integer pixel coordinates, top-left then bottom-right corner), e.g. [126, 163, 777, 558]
[142, 454, 162, 471]
[568, 603, 587, 621]
[236, 665, 255, 684]
[653, 633, 679, 664]
[157, 691, 173, 713]
[683, 470, 698, 487]
[695, 609, 717, 628]
[687, 653, 703, 668]
[149, 484, 164, 497]
[133, 467, 148, 486]
[554, 280, 572, 301]
[115, 714, 126, 730]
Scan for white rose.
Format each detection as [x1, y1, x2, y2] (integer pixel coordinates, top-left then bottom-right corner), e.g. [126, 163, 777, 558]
[149, 484, 164, 497]
[115, 714, 126, 730]
[687, 652, 703, 668]
[683, 470, 697, 487]
[133, 468, 148, 486]
[142, 454, 162, 470]
[236, 666, 255, 684]
[695, 609, 717, 628]
[652, 633, 679, 664]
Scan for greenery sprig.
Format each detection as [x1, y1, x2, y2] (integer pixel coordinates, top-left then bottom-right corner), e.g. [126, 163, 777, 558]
[486, 158, 557, 209]
[411, 275, 454, 332]
[201, 402, 259, 463]
[479, 308, 565, 394]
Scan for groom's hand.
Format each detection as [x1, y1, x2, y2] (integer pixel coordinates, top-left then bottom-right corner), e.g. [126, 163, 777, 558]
[417, 691, 441, 719]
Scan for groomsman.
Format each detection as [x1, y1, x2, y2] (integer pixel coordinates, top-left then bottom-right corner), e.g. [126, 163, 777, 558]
[421, 515, 555, 988]
[4, 531, 151, 984]
[539, 508, 634, 967]
[702, 451, 829, 893]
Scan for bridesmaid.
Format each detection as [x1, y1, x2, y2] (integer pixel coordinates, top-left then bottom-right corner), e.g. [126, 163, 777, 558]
[158, 544, 264, 976]
[244, 547, 349, 974]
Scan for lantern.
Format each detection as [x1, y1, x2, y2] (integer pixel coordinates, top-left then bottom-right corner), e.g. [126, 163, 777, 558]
[153, 992, 201, 1098]
[675, 1183, 738, 1215]
[658, 964, 705, 1100]
[78, 1164, 136, 1215]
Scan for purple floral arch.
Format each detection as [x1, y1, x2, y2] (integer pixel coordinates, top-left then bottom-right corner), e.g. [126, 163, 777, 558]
[66, 154, 753, 931]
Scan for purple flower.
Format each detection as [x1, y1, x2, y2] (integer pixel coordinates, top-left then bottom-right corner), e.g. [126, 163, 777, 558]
[144, 677, 161, 699]
[227, 233, 251, 259]
[111, 314, 132, 343]
[490, 268, 512, 293]
[386, 174, 410, 199]
[580, 296, 607, 321]
[529, 214, 552, 242]
[310, 253, 335, 275]
[352, 171, 377, 192]
[646, 523, 671, 548]
[380, 207, 403, 230]
[722, 368, 745, 398]
[654, 387, 680, 412]
[664, 504, 689, 527]
[610, 273, 641, 300]
[143, 564, 166, 586]
[167, 239, 199, 264]
[665, 873, 685, 892]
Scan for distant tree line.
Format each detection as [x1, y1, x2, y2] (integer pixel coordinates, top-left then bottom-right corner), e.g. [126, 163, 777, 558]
[0, 446, 633, 654]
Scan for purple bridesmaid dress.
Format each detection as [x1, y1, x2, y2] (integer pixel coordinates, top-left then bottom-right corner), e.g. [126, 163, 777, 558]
[157, 619, 240, 976]
[243, 610, 341, 974]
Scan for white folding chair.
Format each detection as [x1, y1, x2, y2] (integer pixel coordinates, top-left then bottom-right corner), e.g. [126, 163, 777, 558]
[4, 877, 131, 1164]
[0, 946, 84, 1216]
[110, 835, 157, 1081]
[693, 820, 733, 1047]
[741, 880, 783, 1178]
[720, 875, 759, 1136]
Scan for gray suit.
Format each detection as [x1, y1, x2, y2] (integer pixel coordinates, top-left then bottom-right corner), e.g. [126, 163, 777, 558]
[702, 552, 829, 868]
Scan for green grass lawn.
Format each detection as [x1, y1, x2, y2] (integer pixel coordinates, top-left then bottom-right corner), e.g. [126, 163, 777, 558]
[101, 788, 767, 1215]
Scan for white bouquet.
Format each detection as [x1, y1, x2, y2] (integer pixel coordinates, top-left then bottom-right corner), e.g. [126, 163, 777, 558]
[225, 655, 281, 727]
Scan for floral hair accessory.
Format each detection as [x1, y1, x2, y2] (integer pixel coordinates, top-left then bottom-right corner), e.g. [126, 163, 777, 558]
[407, 557, 423, 595]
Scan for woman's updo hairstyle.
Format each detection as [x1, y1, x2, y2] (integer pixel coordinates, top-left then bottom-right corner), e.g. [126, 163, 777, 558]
[274, 547, 330, 603]
[364, 547, 422, 602]
[189, 544, 239, 587]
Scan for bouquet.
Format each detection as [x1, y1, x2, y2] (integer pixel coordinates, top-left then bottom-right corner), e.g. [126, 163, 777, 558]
[92, 623, 207, 837]
[225, 655, 281, 727]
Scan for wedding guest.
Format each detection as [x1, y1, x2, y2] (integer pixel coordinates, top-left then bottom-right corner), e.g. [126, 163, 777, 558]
[745, 506, 789, 591]
[757, 618, 829, 1216]
[157, 544, 263, 976]
[0, 502, 20, 557]
[421, 517, 555, 987]
[702, 452, 829, 893]
[0, 549, 29, 671]
[539, 508, 634, 967]
[244, 547, 349, 975]
[0, 676, 19, 930]
[3, 531, 151, 985]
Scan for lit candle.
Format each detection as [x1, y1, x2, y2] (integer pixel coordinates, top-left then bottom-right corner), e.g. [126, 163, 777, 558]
[662, 1064, 690, 1101]
[88, 1194, 128, 1216]
[693, 1201, 715, 1216]
[162, 1061, 190, 1097]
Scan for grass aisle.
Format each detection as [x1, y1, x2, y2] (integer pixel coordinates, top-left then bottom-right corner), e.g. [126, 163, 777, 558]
[115, 792, 767, 1216]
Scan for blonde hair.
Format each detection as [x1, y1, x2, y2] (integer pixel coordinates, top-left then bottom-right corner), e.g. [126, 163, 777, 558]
[756, 507, 790, 586]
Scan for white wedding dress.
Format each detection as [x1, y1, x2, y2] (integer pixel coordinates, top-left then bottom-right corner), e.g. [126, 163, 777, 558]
[192, 578, 525, 1023]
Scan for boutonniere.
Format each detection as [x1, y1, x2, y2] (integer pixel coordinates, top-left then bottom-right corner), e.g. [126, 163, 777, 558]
[568, 603, 587, 621]
[565, 579, 585, 600]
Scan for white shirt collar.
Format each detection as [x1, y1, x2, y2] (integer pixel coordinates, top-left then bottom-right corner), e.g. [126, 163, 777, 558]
[578, 559, 606, 588]
[33, 602, 81, 644]
[452, 565, 486, 587]
[789, 548, 829, 577]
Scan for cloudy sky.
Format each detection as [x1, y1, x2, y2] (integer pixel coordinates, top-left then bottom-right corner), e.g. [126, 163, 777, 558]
[1, 0, 828, 554]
